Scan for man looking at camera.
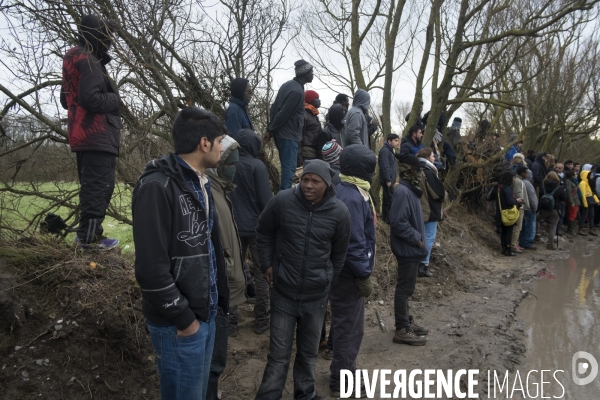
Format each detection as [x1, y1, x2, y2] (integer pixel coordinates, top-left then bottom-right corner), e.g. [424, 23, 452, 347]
[254, 159, 351, 400]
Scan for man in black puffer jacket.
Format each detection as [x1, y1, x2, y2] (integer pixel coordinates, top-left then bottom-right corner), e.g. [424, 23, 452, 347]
[254, 160, 351, 400]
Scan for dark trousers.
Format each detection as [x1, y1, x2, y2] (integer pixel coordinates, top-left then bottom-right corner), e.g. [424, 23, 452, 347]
[255, 291, 327, 400]
[394, 260, 419, 330]
[580, 206, 596, 229]
[381, 184, 394, 224]
[207, 309, 229, 400]
[556, 202, 566, 232]
[539, 209, 560, 245]
[329, 276, 365, 388]
[500, 224, 514, 249]
[240, 237, 269, 321]
[76, 151, 116, 243]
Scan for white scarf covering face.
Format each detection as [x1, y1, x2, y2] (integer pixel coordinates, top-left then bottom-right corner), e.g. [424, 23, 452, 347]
[418, 157, 438, 176]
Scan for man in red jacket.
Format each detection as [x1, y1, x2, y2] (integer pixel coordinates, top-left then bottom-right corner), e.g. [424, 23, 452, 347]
[61, 14, 121, 250]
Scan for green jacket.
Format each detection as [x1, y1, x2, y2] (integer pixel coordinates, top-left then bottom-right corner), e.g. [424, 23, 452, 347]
[207, 172, 247, 308]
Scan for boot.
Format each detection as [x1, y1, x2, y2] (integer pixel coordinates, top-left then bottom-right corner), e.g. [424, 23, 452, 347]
[393, 328, 427, 346]
[418, 263, 433, 277]
[578, 227, 588, 236]
[589, 228, 598, 237]
[547, 242, 558, 250]
[567, 221, 576, 235]
[409, 315, 429, 336]
[503, 247, 517, 257]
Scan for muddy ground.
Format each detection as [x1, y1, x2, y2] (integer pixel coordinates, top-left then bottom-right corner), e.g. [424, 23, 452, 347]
[1, 204, 594, 399]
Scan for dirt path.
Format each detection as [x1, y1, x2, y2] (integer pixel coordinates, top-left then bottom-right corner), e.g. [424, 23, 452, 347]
[0, 208, 592, 399]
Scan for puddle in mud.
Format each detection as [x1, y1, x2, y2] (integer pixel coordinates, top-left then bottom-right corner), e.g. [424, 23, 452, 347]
[517, 240, 600, 398]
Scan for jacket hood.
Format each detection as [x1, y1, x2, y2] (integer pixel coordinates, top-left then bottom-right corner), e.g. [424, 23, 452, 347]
[140, 153, 189, 191]
[219, 135, 239, 163]
[328, 104, 346, 128]
[230, 78, 249, 102]
[234, 129, 262, 157]
[339, 144, 376, 183]
[78, 15, 114, 58]
[352, 89, 370, 112]
[580, 170, 590, 181]
[535, 152, 547, 163]
[543, 179, 559, 191]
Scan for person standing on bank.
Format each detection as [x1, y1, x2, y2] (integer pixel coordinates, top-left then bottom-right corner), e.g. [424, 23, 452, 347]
[132, 107, 229, 400]
[206, 137, 247, 400]
[379, 134, 400, 224]
[254, 160, 351, 400]
[229, 129, 273, 335]
[61, 14, 121, 250]
[390, 154, 429, 346]
[300, 90, 324, 162]
[416, 147, 446, 278]
[329, 145, 377, 397]
[342, 89, 371, 148]
[264, 60, 314, 190]
[495, 171, 522, 256]
[224, 78, 253, 135]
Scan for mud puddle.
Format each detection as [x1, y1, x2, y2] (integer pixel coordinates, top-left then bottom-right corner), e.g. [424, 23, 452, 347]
[517, 240, 600, 398]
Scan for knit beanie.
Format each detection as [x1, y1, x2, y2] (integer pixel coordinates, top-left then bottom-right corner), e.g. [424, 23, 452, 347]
[305, 90, 319, 104]
[302, 159, 334, 187]
[230, 78, 249, 102]
[321, 140, 342, 165]
[513, 153, 525, 161]
[295, 59, 313, 77]
[451, 117, 462, 130]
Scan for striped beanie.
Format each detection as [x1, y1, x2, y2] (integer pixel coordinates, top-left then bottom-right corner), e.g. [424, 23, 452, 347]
[322, 140, 342, 165]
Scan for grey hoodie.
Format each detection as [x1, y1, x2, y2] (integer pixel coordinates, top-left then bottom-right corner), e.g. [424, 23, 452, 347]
[342, 89, 370, 148]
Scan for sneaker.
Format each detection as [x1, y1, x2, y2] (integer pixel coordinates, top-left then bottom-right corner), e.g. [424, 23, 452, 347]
[254, 319, 269, 335]
[393, 328, 427, 346]
[547, 243, 558, 250]
[578, 229, 588, 236]
[418, 263, 433, 278]
[409, 316, 429, 336]
[511, 246, 523, 254]
[589, 229, 598, 237]
[98, 237, 119, 250]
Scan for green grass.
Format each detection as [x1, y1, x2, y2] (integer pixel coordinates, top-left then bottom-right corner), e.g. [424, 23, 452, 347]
[0, 182, 134, 255]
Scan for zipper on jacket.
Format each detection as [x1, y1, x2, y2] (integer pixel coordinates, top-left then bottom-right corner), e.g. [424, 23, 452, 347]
[296, 211, 313, 300]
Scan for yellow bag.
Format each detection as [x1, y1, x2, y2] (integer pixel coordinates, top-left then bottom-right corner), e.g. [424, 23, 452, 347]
[498, 190, 519, 226]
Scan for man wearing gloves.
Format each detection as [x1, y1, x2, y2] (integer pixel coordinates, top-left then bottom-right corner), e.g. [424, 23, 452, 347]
[390, 153, 429, 346]
[329, 145, 377, 397]
[254, 159, 351, 400]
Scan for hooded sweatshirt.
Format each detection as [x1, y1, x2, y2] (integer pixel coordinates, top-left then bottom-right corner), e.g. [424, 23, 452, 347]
[132, 154, 229, 330]
[60, 14, 122, 155]
[342, 89, 370, 148]
[531, 152, 548, 189]
[335, 145, 376, 279]
[579, 170, 599, 208]
[230, 129, 273, 237]
[207, 138, 247, 308]
[224, 78, 253, 135]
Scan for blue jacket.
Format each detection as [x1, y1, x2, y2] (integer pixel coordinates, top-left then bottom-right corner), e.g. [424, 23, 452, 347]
[378, 142, 397, 184]
[225, 98, 253, 135]
[505, 145, 519, 164]
[335, 182, 376, 279]
[400, 136, 424, 156]
[389, 182, 428, 261]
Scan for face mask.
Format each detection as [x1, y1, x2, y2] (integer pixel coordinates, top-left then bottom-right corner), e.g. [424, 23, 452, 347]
[219, 165, 236, 182]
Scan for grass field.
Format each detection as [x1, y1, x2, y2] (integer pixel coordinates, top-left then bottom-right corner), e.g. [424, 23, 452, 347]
[0, 182, 134, 255]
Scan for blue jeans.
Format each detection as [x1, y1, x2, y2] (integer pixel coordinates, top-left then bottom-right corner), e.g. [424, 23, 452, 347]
[519, 209, 536, 248]
[255, 290, 327, 400]
[274, 137, 299, 191]
[422, 221, 438, 266]
[148, 312, 217, 400]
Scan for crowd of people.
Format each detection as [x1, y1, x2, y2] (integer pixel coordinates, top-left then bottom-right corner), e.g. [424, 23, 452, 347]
[61, 16, 597, 400]
[128, 59, 451, 400]
[491, 151, 600, 256]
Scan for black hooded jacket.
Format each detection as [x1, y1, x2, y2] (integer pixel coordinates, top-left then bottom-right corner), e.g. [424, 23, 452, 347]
[132, 154, 229, 330]
[60, 15, 122, 155]
[256, 186, 351, 302]
[531, 153, 548, 189]
[230, 129, 273, 237]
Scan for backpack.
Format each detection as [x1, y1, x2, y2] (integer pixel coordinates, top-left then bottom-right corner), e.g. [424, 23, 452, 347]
[539, 184, 559, 211]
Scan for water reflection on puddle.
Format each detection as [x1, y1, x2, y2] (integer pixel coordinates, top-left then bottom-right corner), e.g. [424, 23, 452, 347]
[517, 241, 600, 398]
